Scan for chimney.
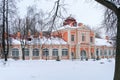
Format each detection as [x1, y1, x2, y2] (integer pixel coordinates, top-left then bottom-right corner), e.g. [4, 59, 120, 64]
[17, 31, 21, 38]
[28, 29, 31, 37]
[105, 36, 109, 41]
[78, 23, 83, 27]
[39, 32, 43, 38]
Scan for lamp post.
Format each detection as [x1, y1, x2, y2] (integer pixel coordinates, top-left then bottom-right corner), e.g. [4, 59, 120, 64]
[45, 48, 48, 61]
[71, 52, 74, 61]
[96, 48, 99, 60]
[21, 41, 25, 60]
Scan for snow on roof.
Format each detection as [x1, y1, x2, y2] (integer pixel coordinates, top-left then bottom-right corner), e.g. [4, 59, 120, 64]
[29, 37, 67, 45]
[52, 25, 78, 32]
[12, 39, 21, 45]
[95, 38, 113, 47]
[11, 36, 67, 45]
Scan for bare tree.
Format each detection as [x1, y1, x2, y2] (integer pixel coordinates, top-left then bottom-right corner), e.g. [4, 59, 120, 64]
[46, 0, 67, 34]
[95, 0, 120, 80]
[86, 25, 102, 38]
[0, 0, 17, 61]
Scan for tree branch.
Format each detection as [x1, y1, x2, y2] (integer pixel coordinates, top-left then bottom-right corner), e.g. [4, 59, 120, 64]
[95, 0, 118, 14]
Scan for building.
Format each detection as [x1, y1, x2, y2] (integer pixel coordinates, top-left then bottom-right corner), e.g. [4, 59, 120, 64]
[1, 17, 115, 60]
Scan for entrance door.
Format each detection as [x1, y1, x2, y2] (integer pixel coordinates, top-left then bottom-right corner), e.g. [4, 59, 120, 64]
[81, 50, 86, 60]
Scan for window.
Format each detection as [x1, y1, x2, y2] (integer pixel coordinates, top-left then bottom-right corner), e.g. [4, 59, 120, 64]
[42, 48, 49, 56]
[62, 49, 68, 56]
[24, 48, 29, 56]
[90, 37, 93, 43]
[82, 33, 85, 41]
[109, 49, 111, 56]
[52, 49, 58, 56]
[113, 50, 116, 56]
[100, 49, 102, 56]
[81, 50, 86, 59]
[96, 48, 99, 56]
[71, 35, 74, 41]
[104, 49, 107, 56]
[33, 48, 39, 56]
[12, 48, 19, 57]
[71, 52, 74, 56]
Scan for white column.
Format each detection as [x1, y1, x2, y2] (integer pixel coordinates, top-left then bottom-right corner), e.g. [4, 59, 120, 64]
[58, 45, 62, 60]
[69, 45, 71, 60]
[95, 46, 97, 58]
[107, 49, 109, 58]
[68, 29, 71, 44]
[29, 45, 33, 60]
[88, 45, 91, 59]
[49, 47, 52, 60]
[19, 45, 22, 60]
[98, 48, 101, 58]
[76, 44, 80, 59]
[9, 46, 12, 58]
[39, 47, 42, 59]
[78, 45, 80, 59]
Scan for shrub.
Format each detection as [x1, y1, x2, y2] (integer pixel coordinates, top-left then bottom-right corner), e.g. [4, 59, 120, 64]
[56, 56, 60, 61]
[96, 56, 100, 60]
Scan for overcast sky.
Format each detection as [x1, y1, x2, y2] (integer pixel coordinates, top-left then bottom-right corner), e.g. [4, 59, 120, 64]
[17, 0, 105, 27]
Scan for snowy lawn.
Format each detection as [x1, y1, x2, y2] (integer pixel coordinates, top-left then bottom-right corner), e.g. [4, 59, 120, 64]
[0, 59, 115, 80]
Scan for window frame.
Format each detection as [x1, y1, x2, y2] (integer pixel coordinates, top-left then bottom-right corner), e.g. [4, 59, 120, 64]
[33, 48, 39, 56]
[12, 48, 19, 57]
[82, 33, 85, 41]
[71, 35, 74, 41]
[42, 48, 49, 56]
[24, 48, 29, 56]
[52, 49, 58, 56]
[62, 49, 68, 56]
[90, 36, 93, 43]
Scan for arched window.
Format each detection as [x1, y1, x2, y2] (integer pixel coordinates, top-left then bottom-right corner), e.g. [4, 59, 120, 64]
[104, 49, 107, 56]
[24, 48, 29, 56]
[112, 49, 115, 56]
[42, 48, 49, 56]
[96, 48, 99, 56]
[100, 49, 103, 56]
[62, 49, 68, 56]
[12, 48, 19, 57]
[81, 50, 86, 59]
[33, 48, 39, 56]
[109, 49, 111, 56]
[71, 52, 74, 59]
[71, 35, 74, 41]
[113, 50, 116, 56]
[52, 49, 58, 56]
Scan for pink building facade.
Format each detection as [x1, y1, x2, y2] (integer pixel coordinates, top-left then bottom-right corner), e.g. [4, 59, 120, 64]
[2, 17, 115, 60]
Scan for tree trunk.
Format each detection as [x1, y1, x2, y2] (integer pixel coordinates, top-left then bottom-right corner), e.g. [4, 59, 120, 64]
[2, 0, 6, 61]
[5, 0, 9, 62]
[22, 47, 25, 60]
[5, 54, 8, 61]
[114, 8, 120, 80]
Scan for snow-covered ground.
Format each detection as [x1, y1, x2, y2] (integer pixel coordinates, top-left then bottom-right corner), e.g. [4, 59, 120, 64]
[0, 59, 115, 80]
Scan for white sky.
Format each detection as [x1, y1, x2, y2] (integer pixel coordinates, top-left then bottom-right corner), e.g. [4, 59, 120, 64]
[17, 0, 105, 27]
